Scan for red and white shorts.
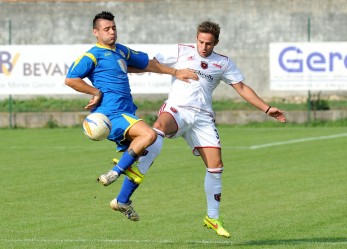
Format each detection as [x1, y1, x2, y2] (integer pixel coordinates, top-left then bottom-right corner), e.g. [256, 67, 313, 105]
[158, 103, 221, 156]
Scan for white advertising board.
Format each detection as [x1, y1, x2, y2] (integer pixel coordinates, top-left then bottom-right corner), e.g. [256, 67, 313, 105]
[0, 44, 175, 95]
[270, 42, 347, 91]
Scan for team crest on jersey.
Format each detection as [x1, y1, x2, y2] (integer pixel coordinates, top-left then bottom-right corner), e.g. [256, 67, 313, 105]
[117, 59, 127, 73]
[201, 61, 208, 69]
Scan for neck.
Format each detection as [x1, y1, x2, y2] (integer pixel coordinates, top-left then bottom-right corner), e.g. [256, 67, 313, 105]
[97, 42, 115, 50]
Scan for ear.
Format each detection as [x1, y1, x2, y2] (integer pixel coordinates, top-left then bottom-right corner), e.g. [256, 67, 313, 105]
[93, 28, 98, 38]
[214, 39, 219, 46]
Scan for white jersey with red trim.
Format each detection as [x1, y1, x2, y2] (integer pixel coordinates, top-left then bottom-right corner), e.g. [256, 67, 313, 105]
[155, 44, 245, 113]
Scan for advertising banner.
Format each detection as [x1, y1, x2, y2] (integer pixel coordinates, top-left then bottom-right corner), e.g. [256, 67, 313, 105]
[0, 44, 175, 95]
[270, 42, 347, 90]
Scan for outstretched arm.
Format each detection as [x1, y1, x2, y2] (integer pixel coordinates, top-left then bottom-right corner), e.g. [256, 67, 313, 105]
[232, 82, 286, 122]
[65, 78, 102, 110]
[128, 58, 198, 83]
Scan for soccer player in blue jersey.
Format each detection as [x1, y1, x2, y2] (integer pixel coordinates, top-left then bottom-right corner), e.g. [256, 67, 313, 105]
[65, 11, 197, 221]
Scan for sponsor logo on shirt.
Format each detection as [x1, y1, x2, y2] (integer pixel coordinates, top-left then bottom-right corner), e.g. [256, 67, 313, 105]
[213, 63, 222, 69]
[195, 70, 213, 82]
[170, 107, 178, 113]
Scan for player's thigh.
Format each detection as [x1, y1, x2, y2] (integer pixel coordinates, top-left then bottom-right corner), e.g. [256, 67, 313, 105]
[108, 113, 140, 140]
[184, 113, 221, 158]
[155, 103, 191, 137]
[154, 112, 178, 135]
[126, 120, 156, 141]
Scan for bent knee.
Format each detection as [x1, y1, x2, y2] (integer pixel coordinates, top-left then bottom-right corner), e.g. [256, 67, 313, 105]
[146, 128, 157, 146]
[153, 118, 177, 135]
[153, 120, 163, 132]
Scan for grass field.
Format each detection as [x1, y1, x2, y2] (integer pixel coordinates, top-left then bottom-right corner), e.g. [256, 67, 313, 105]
[0, 126, 346, 249]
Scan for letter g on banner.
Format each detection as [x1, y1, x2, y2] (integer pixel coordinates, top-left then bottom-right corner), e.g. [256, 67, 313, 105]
[279, 46, 303, 72]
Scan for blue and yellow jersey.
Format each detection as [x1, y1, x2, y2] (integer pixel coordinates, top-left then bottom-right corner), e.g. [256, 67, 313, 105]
[67, 43, 149, 114]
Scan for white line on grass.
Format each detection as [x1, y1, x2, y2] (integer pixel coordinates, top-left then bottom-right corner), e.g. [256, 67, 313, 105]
[1, 238, 346, 246]
[249, 133, 347, 150]
[0, 238, 233, 245]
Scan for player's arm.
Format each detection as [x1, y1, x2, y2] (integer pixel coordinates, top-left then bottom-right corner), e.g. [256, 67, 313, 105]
[65, 77, 99, 96]
[128, 58, 198, 83]
[232, 82, 286, 122]
[65, 55, 102, 110]
[65, 77, 102, 110]
[124, 44, 197, 82]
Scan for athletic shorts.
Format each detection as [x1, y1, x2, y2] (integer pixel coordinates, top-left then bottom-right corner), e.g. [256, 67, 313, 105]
[92, 110, 142, 152]
[158, 103, 221, 156]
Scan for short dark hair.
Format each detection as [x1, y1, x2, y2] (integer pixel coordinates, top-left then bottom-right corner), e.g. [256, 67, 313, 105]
[93, 11, 115, 29]
[197, 21, 220, 42]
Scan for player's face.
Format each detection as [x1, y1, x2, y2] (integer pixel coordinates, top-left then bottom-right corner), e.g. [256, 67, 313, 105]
[196, 32, 218, 58]
[93, 19, 117, 49]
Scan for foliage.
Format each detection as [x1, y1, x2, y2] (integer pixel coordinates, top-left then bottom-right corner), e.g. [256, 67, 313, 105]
[0, 96, 347, 112]
[0, 97, 88, 112]
[44, 118, 59, 128]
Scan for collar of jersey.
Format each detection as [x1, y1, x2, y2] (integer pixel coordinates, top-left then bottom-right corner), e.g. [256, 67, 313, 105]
[95, 43, 116, 51]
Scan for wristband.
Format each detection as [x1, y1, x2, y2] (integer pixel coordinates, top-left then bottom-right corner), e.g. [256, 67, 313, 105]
[265, 106, 271, 114]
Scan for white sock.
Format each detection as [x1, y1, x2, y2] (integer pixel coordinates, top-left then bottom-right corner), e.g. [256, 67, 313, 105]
[136, 128, 164, 174]
[204, 168, 223, 219]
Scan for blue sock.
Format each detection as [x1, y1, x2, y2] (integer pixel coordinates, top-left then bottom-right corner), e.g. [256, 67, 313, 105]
[117, 177, 139, 204]
[112, 150, 137, 174]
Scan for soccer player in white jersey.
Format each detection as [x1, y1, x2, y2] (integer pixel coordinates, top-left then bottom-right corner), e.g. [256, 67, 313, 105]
[111, 21, 286, 238]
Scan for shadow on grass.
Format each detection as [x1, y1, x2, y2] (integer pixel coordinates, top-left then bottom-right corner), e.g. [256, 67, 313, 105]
[236, 237, 347, 246]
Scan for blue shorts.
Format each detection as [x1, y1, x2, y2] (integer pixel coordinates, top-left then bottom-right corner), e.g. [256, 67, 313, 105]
[93, 110, 142, 152]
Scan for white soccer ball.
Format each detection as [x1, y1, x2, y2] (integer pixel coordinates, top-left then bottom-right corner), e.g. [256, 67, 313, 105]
[82, 113, 112, 141]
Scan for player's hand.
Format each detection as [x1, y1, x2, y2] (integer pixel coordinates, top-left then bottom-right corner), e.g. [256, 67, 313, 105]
[175, 69, 198, 83]
[267, 107, 286, 123]
[85, 91, 102, 110]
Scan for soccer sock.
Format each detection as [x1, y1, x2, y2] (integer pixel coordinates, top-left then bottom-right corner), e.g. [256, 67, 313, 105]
[115, 129, 164, 204]
[112, 149, 137, 174]
[204, 168, 223, 219]
[117, 177, 139, 204]
[136, 128, 164, 174]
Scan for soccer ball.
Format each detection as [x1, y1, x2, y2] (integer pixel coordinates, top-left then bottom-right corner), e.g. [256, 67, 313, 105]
[82, 113, 112, 141]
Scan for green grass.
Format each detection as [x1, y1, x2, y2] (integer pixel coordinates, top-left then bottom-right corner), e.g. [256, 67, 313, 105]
[0, 127, 346, 248]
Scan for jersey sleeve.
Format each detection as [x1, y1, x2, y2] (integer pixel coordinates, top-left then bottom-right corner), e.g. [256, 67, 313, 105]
[153, 44, 179, 67]
[66, 53, 96, 79]
[117, 44, 149, 70]
[222, 58, 245, 84]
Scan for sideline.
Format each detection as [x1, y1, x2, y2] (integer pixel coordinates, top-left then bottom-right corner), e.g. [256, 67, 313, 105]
[0, 238, 232, 245]
[249, 133, 347, 149]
